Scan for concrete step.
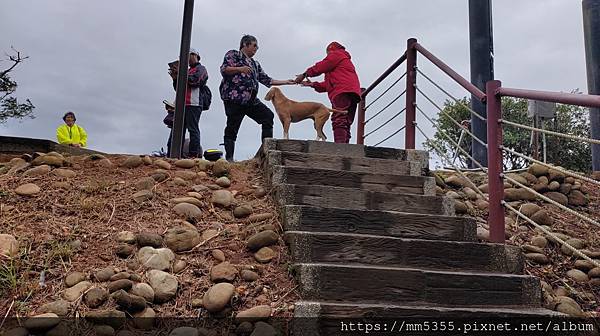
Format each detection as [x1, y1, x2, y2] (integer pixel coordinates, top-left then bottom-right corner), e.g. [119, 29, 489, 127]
[261, 138, 429, 170]
[285, 231, 523, 274]
[263, 149, 423, 176]
[293, 263, 541, 307]
[268, 166, 435, 195]
[281, 205, 476, 241]
[273, 184, 453, 216]
[293, 302, 563, 335]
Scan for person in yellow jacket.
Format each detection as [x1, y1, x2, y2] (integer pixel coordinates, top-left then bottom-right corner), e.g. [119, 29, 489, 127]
[56, 111, 87, 147]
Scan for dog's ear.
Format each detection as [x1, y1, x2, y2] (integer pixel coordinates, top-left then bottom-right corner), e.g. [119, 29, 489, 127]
[264, 89, 274, 101]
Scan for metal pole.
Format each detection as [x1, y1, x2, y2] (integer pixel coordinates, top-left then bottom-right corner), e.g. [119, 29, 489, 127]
[469, 0, 494, 168]
[405, 38, 418, 150]
[486, 80, 505, 243]
[583, 0, 600, 171]
[532, 115, 539, 161]
[357, 88, 366, 145]
[169, 0, 195, 159]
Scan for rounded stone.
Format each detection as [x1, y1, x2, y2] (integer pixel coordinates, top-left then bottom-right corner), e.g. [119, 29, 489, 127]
[236, 305, 272, 322]
[38, 300, 70, 316]
[154, 160, 171, 170]
[0, 234, 19, 257]
[130, 282, 155, 303]
[174, 159, 196, 169]
[52, 168, 76, 178]
[115, 244, 135, 258]
[531, 236, 548, 248]
[173, 260, 187, 273]
[108, 279, 134, 293]
[133, 307, 156, 330]
[136, 233, 163, 248]
[215, 176, 231, 188]
[24, 313, 60, 332]
[122, 156, 143, 168]
[211, 249, 225, 262]
[234, 205, 253, 218]
[247, 230, 279, 252]
[147, 270, 178, 303]
[63, 281, 92, 302]
[210, 262, 237, 283]
[164, 226, 200, 252]
[137, 246, 175, 271]
[23, 165, 51, 177]
[202, 283, 235, 313]
[525, 253, 550, 265]
[241, 270, 259, 282]
[116, 231, 136, 244]
[254, 247, 276, 263]
[84, 287, 109, 308]
[212, 159, 230, 177]
[173, 203, 202, 221]
[94, 267, 117, 282]
[65, 272, 87, 287]
[566, 269, 589, 283]
[211, 190, 234, 207]
[135, 177, 155, 191]
[15, 183, 41, 196]
[93, 325, 115, 336]
[132, 190, 153, 204]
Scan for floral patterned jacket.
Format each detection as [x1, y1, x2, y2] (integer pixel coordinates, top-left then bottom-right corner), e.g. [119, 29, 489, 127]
[219, 50, 272, 105]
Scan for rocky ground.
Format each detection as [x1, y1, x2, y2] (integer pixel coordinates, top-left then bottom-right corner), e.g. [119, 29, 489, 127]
[433, 164, 600, 317]
[0, 152, 297, 335]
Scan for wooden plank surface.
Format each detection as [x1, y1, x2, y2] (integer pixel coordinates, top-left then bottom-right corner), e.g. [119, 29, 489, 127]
[286, 231, 522, 273]
[295, 263, 541, 307]
[274, 184, 454, 216]
[270, 166, 433, 195]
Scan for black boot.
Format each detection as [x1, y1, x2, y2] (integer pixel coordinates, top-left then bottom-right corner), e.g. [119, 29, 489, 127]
[223, 140, 235, 162]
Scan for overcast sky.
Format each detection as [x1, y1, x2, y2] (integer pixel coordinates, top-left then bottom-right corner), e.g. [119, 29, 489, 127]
[0, 0, 591, 160]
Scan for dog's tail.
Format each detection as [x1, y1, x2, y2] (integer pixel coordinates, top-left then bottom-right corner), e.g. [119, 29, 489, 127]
[327, 107, 348, 114]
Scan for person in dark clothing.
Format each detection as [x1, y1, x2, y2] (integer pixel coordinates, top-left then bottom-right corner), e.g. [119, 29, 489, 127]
[167, 48, 208, 158]
[219, 35, 295, 161]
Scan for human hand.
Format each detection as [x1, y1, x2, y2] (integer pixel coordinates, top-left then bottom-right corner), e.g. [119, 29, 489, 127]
[238, 66, 252, 75]
[300, 80, 313, 87]
[73, 143, 81, 148]
[294, 73, 306, 84]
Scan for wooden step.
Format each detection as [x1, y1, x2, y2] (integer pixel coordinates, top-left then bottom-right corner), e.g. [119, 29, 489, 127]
[285, 231, 522, 273]
[281, 205, 475, 241]
[268, 166, 435, 195]
[263, 150, 423, 176]
[273, 184, 454, 216]
[292, 302, 563, 336]
[261, 138, 429, 170]
[293, 263, 541, 307]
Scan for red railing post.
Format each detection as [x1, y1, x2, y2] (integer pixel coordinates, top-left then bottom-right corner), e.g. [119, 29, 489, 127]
[486, 80, 505, 243]
[357, 88, 366, 144]
[405, 38, 418, 149]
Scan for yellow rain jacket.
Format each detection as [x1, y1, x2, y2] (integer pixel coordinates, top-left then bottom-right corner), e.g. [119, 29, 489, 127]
[56, 124, 87, 147]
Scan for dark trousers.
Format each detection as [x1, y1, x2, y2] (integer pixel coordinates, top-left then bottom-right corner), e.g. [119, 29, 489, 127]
[223, 100, 274, 160]
[331, 93, 360, 143]
[167, 105, 202, 157]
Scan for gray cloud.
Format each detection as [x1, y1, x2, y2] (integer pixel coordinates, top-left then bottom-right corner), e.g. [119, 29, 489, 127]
[0, 0, 590, 161]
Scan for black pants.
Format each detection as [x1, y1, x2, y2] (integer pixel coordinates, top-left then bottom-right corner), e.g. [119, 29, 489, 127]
[223, 100, 274, 159]
[167, 105, 202, 157]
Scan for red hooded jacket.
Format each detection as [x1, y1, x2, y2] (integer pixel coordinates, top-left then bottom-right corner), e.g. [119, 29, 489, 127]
[305, 48, 361, 102]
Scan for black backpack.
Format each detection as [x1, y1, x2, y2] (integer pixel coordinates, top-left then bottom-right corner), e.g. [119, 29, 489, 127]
[201, 85, 212, 111]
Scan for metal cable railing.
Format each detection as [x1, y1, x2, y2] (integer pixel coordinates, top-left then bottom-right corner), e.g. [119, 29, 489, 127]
[502, 174, 600, 228]
[374, 126, 406, 147]
[417, 68, 486, 121]
[417, 106, 487, 171]
[365, 90, 406, 124]
[503, 202, 600, 268]
[365, 72, 407, 110]
[364, 108, 407, 139]
[417, 87, 488, 148]
[416, 124, 489, 201]
[502, 119, 600, 145]
[502, 147, 600, 187]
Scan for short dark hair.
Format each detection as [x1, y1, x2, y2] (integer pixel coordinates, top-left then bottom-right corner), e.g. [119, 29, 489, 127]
[62, 111, 76, 121]
[239, 35, 257, 50]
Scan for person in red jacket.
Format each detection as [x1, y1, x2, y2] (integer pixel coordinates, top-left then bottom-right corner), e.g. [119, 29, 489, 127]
[295, 41, 361, 143]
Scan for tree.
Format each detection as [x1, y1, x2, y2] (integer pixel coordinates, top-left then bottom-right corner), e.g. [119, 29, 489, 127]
[1, 48, 35, 124]
[424, 96, 592, 173]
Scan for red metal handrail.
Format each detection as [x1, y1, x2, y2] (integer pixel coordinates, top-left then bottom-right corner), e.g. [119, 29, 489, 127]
[497, 87, 600, 108]
[414, 43, 486, 102]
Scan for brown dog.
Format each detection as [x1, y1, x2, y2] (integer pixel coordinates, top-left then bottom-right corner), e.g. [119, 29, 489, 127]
[264, 87, 346, 141]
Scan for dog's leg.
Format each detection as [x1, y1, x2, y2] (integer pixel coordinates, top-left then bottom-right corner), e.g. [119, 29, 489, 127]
[314, 109, 329, 141]
[283, 117, 291, 140]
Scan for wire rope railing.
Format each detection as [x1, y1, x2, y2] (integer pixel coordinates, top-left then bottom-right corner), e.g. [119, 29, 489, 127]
[365, 72, 407, 110]
[364, 108, 407, 139]
[365, 90, 406, 125]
